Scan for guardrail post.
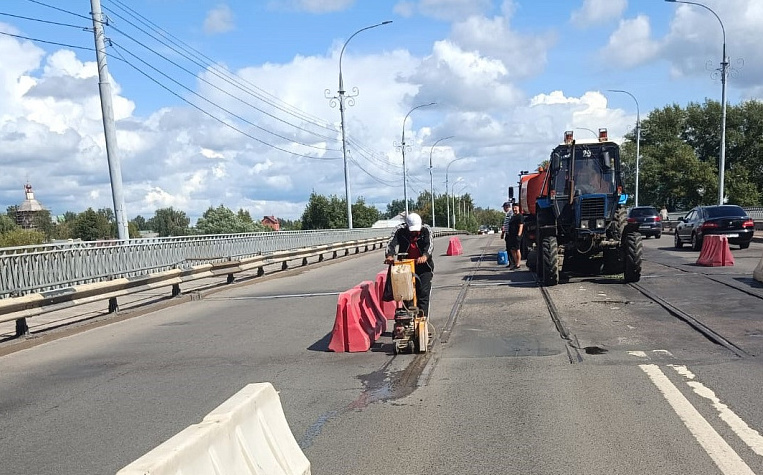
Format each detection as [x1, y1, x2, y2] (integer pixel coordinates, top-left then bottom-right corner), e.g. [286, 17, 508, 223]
[227, 273, 234, 284]
[281, 262, 288, 270]
[302, 257, 308, 266]
[15, 318, 28, 337]
[318, 254, 324, 262]
[108, 297, 119, 313]
[257, 266, 264, 277]
[172, 283, 181, 297]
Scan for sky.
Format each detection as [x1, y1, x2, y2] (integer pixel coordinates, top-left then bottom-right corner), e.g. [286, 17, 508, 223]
[1, 0, 762, 224]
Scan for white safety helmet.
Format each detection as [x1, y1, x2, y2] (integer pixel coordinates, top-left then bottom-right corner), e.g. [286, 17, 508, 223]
[406, 212, 422, 232]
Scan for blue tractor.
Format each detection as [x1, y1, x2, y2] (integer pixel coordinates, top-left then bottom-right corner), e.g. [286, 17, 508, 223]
[528, 129, 642, 286]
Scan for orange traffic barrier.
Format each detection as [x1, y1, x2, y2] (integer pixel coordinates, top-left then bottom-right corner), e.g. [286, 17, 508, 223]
[328, 282, 386, 352]
[446, 237, 463, 256]
[375, 270, 396, 319]
[697, 235, 735, 267]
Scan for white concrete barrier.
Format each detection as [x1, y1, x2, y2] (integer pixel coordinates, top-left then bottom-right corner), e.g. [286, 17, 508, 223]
[754, 248, 763, 283]
[117, 383, 310, 475]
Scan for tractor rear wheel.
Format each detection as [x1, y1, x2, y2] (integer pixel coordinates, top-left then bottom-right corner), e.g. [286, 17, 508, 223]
[624, 233, 643, 283]
[541, 236, 559, 286]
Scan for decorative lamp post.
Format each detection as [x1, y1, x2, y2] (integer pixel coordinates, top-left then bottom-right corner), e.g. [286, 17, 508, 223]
[445, 157, 468, 228]
[325, 21, 392, 228]
[395, 102, 436, 216]
[665, 0, 728, 205]
[575, 127, 598, 138]
[607, 89, 641, 206]
[428, 135, 453, 227]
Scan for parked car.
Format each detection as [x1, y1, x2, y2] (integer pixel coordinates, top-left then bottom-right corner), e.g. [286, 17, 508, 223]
[627, 206, 663, 238]
[674, 205, 755, 250]
[478, 225, 489, 235]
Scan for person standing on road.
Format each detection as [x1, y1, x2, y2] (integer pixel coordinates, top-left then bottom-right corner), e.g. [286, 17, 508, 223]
[505, 204, 524, 270]
[500, 201, 514, 267]
[384, 212, 434, 317]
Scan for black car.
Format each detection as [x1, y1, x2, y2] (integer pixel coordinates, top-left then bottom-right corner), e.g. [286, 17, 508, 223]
[627, 206, 663, 238]
[674, 205, 755, 250]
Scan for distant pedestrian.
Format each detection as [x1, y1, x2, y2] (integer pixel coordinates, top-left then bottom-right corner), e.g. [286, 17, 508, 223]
[505, 204, 524, 270]
[660, 206, 668, 222]
[500, 201, 514, 267]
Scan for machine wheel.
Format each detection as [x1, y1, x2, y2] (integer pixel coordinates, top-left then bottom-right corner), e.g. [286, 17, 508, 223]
[674, 232, 683, 249]
[603, 249, 621, 275]
[691, 232, 701, 251]
[407, 340, 415, 354]
[541, 236, 559, 286]
[610, 205, 627, 241]
[526, 249, 537, 272]
[740, 242, 750, 249]
[623, 233, 643, 283]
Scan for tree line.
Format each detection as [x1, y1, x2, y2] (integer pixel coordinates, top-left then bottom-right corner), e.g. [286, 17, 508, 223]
[618, 99, 763, 210]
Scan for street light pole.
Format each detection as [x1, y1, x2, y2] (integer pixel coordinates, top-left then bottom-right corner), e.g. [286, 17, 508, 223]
[396, 102, 436, 216]
[665, 0, 727, 205]
[325, 21, 392, 229]
[575, 127, 598, 138]
[445, 157, 467, 228]
[428, 135, 454, 228]
[607, 89, 641, 206]
[452, 179, 465, 227]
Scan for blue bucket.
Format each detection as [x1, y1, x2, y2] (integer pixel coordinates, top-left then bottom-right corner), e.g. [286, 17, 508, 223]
[497, 250, 508, 265]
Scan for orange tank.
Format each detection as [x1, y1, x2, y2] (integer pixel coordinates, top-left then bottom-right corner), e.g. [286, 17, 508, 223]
[519, 168, 548, 215]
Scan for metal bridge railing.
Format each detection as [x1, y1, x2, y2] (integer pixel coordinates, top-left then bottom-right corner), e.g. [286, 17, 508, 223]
[0, 228, 399, 299]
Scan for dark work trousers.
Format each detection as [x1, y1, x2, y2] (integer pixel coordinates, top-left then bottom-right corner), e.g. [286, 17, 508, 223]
[504, 238, 515, 266]
[415, 266, 433, 316]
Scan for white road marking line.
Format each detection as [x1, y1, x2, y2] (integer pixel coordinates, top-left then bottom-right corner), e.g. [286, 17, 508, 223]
[640, 364, 755, 475]
[670, 365, 763, 457]
[653, 349, 674, 357]
[628, 351, 648, 358]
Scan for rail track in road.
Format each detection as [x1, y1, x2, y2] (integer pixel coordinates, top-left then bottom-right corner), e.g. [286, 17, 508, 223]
[531, 256, 763, 363]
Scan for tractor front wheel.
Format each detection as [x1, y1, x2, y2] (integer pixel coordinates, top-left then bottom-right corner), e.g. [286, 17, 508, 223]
[624, 233, 643, 283]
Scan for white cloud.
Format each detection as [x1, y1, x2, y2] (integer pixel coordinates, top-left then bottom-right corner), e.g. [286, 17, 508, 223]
[570, 0, 627, 27]
[394, 0, 493, 21]
[600, 15, 660, 68]
[203, 4, 235, 35]
[267, 0, 355, 13]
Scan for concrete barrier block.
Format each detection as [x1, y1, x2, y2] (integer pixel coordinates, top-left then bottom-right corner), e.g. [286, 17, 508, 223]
[117, 383, 310, 475]
[754, 249, 763, 283]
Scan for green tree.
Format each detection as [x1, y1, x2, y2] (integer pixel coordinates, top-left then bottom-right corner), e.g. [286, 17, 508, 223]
[194, 205, 265, 234]
[351, 197, 381, 228]
[300, 192, 346, 229]
[132, 215, 148, 230]
[32, 210, 55, 241]
[0, 214, 18, 234]
[0, 228, 45, 247]
[147, 207, 190, 236]
[71, 208, 112, 241]
[384, 199, 414, 219]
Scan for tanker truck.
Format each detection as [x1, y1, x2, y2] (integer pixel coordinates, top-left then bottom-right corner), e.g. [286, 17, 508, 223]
[510, 129, 642, 286]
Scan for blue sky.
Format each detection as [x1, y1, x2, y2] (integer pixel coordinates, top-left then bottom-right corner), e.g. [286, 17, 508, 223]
[1, 0, 761, 223]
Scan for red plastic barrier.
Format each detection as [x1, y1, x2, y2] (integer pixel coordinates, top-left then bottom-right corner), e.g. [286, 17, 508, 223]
[328, 282, 387, 352]
[697, 235, 735, 267]
[446, 237, 463, 256]
[375, 270, 396, 319]
[357, 281, 387, 330]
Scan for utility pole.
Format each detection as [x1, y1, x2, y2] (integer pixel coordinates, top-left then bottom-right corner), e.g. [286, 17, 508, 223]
[91, 0, 128, 240]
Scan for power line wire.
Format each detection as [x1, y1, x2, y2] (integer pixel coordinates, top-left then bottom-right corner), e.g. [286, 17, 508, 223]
[22, 0, 94, 22]
[109, 41, 338, 152]
[103, 0, 336, 132]
[0, 11, 90, 29]
[0, 30, 92, 51]
[110, 43, 341, 161]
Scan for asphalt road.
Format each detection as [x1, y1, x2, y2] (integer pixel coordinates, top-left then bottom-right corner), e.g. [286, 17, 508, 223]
[1, 234, 762, 474]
